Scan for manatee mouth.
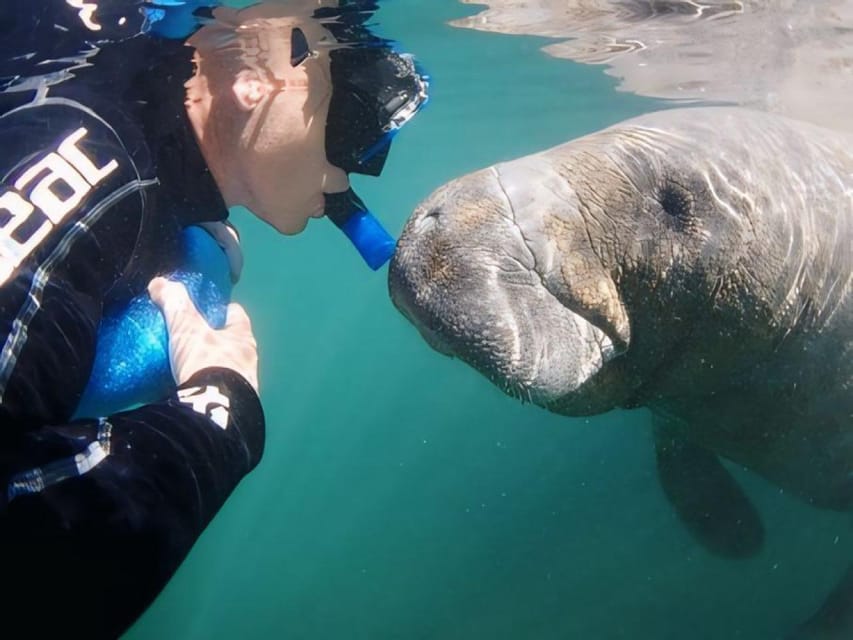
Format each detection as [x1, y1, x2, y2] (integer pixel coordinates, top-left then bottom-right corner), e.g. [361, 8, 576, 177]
[392, 258, 616, 405]
[389, 166, 622, 410]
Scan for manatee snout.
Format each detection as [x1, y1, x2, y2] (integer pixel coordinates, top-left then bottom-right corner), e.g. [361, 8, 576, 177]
[389, 165, 621, 410]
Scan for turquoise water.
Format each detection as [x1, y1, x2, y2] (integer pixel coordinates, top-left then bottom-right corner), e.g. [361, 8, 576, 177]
[126, 2, 852, 638]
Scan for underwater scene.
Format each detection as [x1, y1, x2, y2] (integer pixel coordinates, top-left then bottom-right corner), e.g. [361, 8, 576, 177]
[3, 0, 849, 638]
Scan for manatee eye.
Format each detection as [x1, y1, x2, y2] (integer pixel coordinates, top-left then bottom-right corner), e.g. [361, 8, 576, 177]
[659, 181, 694, 231]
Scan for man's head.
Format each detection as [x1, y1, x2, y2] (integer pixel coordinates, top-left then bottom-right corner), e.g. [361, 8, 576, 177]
[186, 2, 346, 234]
[185, 1, 427, 238]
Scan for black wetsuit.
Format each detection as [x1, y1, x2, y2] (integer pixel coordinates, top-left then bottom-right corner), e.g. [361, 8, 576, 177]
[0, 2, 264, 636]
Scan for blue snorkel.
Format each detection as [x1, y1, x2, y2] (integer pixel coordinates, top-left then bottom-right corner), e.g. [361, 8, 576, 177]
[325, 189, 396, 271]
[317, 2, 429, 270]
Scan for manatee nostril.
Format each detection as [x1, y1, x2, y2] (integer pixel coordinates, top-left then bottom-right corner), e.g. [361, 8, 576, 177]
[413, 208, 442, 234]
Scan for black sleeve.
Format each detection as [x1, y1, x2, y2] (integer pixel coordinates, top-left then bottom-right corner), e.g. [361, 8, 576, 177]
[0, 367, 265, 639]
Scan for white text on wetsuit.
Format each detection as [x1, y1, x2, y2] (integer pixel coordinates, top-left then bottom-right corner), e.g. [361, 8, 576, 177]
[0, 127, 118, 284]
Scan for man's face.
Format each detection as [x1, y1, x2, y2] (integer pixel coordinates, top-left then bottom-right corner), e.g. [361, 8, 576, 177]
[228, 10, 349, 234]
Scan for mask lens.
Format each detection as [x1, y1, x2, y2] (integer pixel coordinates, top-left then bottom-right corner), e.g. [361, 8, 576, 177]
[290, 27, 311, 67]
[326, 47, 428, 176]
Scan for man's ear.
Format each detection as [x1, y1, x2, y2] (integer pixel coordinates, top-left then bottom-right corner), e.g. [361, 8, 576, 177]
[232, 69, 272, 112]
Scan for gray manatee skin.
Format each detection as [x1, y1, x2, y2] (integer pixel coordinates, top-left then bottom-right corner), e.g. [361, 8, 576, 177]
[389, 103, 853, 591]
[390, 106, 853, 513]
[390, 104, 853, 635]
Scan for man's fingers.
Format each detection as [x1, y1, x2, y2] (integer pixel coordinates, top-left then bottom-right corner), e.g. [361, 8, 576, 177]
[148, 277, 206, 331]
[148, 277, 259, 392]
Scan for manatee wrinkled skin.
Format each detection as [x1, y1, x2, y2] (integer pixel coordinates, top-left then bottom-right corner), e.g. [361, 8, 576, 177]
[389, 107, 853, 638]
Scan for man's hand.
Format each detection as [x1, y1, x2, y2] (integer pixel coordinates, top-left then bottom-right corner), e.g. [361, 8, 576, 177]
[148, 277, 260, 393]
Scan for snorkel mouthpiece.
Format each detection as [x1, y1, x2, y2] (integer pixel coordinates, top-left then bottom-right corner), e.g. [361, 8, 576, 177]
[325, 189, 396, 270]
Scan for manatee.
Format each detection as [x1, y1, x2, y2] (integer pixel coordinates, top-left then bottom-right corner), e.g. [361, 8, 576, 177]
[388, 106, 853, 638]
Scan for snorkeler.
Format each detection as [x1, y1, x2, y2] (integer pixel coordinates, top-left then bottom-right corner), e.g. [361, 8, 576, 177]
[0, 0, 427, 637]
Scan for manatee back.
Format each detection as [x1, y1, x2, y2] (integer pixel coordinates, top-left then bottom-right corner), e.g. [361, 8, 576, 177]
[549, 107, 853, 364]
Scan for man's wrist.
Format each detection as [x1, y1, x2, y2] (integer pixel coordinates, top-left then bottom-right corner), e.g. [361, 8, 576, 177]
[172, 367, 265, 465]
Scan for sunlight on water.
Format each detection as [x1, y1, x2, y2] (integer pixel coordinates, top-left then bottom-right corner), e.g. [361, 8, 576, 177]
[454, 0, 853, 132]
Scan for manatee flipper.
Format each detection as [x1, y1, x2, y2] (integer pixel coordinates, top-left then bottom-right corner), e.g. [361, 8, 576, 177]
[653, 421, 764, 558]
[786, 565, 853, 640]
